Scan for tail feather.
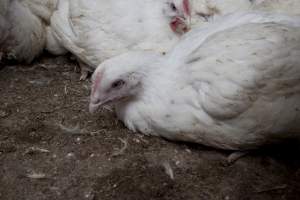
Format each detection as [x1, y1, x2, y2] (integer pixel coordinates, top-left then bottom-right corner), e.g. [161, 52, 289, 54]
[50, 0, 95, 66]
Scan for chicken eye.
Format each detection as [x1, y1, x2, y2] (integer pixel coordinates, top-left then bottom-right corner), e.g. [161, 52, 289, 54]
[111, 79, 125, 89]
[170, 2, 177, 11]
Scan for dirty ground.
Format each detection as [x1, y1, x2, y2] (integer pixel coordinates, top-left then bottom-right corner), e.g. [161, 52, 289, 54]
[0, 54, 299, 200]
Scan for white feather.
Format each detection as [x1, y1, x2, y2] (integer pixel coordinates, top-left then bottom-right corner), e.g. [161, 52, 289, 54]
[0, 0, 58, 63]
[50, 0, 192, 71]
[190, 0, 300, 27]
[90, 12, 300, 150]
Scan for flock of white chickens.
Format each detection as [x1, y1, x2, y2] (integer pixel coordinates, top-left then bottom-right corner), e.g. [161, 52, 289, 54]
[1, 0, 300, 151]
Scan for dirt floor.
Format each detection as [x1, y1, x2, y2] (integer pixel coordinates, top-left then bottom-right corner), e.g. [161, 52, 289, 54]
[0, 54, 300, 200]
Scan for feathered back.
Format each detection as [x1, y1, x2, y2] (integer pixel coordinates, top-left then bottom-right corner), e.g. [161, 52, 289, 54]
[50, 0, 89, 64]
[0, 0, 58, 63]
[94, 12, 300, 150]
[253, 0, 300, 15]
[190, 0, 300, 28]
[23, 0, 58, 23]
[50, 0, 182, 69]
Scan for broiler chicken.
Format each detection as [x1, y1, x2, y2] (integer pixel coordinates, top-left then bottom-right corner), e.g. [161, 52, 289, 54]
[89, 12, 300, 150]
[0, 0, 60, 63]
[50, 0, 192, 80]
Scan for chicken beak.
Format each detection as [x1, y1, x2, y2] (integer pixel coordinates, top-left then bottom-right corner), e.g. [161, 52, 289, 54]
[185, 15, 191, 31]
[170, 16, 191, 35]
[89, 99, 105, 113]
[89, 96, 114, 113]
[182, 9, 192, 32]
[183, 0, 191, 30]
[89, 102, 99, 114]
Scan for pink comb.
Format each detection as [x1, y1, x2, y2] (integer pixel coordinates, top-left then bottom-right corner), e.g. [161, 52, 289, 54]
[92, 71, 103, 96]
[183, 0, 191, 16]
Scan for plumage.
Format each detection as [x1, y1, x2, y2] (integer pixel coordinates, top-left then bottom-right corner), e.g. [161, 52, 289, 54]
[89, 12, 300, 150]
[252, 0, 300, 14]
[190, 0, 300, 27]
[50, 0, 192, 77]
[0, 0, 58, 63]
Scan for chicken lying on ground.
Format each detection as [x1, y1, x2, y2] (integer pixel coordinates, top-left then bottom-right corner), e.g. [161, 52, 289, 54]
[50, 0, 192, 80]
[89, 12, 300, 151]
[0, 0, 62, 64]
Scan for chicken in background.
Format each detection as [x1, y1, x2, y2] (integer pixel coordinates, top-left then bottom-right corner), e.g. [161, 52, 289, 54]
[1, 0, 299, 68]
[50, 0, 193, 80]
[0, 0, 63, 64]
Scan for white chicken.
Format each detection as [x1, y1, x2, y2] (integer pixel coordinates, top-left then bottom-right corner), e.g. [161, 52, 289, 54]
[0, 0, 60, 63]
[50, 0, 192, 80]
[252, 0, 300, 14]
[191, 0, 300, 27]
[89, 12, 300, 150]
